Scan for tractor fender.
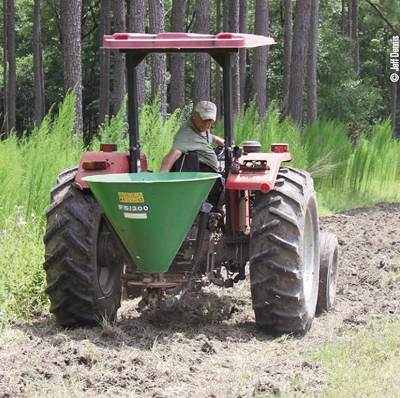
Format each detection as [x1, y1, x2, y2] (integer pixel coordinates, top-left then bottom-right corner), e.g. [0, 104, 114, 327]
[75, 152, 148, 189]
[225, 152, 292, 192]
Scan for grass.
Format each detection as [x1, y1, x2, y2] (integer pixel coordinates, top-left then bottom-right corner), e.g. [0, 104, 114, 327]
[0, 210, 48, 323]
[310, 321, 400, 397]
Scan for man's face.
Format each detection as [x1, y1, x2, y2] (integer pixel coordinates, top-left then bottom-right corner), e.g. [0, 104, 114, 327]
[192, 111, 215, 133]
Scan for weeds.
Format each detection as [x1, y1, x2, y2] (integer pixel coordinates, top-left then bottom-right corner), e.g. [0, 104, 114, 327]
[310, 320, 400, 397]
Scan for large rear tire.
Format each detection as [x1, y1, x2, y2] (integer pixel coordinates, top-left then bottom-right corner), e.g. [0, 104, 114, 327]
[43, 168, 124, 327]
[250, 168, 320, 335]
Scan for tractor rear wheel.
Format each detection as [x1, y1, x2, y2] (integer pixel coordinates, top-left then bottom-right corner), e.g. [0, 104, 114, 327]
[250, 167, 320, 335]
[43, 168, 124, 327]
[316, 232, 339, 314]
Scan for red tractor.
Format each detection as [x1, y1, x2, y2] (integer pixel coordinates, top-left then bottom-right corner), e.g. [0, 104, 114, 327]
[43, 33, 339, 335]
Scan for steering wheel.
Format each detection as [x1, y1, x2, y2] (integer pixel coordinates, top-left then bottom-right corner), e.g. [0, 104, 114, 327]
[214, 146, 224, 160]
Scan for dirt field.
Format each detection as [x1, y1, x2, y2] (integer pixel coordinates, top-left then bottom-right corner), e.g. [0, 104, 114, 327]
[1, 202, 400, 397]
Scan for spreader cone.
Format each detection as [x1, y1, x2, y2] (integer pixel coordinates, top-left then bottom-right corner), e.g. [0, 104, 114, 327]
[83, 172, 219, 273]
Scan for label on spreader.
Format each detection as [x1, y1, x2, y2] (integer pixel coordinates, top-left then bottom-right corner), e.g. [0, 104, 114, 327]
[118, 192, 144, 203]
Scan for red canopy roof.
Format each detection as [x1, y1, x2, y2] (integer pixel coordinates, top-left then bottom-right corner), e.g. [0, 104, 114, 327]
[103, 32, 276, 51]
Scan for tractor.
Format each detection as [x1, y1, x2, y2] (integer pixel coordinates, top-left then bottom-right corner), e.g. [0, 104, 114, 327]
[43, 32, 339, 335]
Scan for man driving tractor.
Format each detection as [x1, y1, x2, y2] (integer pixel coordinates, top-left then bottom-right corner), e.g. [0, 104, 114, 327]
[160, 101, 225, 173]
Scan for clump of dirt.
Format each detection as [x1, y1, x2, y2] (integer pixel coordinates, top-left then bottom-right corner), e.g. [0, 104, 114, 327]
[1, 202, 400, 397]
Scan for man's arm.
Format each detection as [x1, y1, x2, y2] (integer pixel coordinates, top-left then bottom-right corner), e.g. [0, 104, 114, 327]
[212, 135, 225, 146]
[160, 148, 183, 172]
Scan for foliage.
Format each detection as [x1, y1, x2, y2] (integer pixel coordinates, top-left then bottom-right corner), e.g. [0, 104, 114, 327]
[0, 92, 82, 322]
[139, 101, 185, 171]
[1, 0, 398, 139]
[232, 101, 309, 169]
[91, 98, 186, 172]
[0, 91, 82, 223]
[90, 96, 129, 152]
[317, 14, 384, 135]
[0, 211, 48, 323]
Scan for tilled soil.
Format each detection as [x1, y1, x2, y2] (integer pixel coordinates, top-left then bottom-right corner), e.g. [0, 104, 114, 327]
[1, 202, 400, 397]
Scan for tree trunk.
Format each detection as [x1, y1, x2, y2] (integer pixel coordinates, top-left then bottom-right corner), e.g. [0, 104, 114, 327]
[306, 0, 319, 125]
[348, 0, 352, 37]
[341, 0, 345, 36]
[7, 0, 16, 132]
[193, 0, 211, 107]
[33, 0, 45, 127]
[99, 0, 110, 125]
[170, 0, 187, 112]
[284, 0, 311, 124]
[229, 0, 240, 117]
[223, 0, 228, 30]
[215, 0, 222, 119]
[61, 0, 83, 135]
[3, 0, 9, 137]
[351, 0, 360, 77]
[113, 0, 126, 115]
[239, 0, 248, 108]
[282, 0, 292, 115]
[149, 0, 167, 119]
[127, 0, 146, 110]
[251, 0, 269, 118]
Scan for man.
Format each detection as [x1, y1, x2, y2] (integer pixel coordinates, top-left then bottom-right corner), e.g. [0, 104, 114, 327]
[160, 101, 224, 172]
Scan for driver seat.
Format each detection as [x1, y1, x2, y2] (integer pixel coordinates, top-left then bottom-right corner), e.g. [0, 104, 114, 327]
[171, 152, 223, 209]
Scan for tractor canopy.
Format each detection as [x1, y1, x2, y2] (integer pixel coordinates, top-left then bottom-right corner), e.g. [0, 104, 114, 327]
[103, 32, 276, 51]
[102, 32, 276, 175]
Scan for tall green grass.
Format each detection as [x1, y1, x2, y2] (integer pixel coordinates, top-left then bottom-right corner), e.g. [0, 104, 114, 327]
[0, 93, 83, 223]
[91, 97, 185, 171]
[0, 93, 83, 322]
[310, 119, 400, 213]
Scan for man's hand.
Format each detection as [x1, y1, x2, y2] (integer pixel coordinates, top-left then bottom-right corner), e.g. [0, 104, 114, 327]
[160, 149, 183, 172]
[212, 135, 225, 147]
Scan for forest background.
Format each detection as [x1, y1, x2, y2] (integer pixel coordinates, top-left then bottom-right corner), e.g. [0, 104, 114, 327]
[0, 0, 399, 140]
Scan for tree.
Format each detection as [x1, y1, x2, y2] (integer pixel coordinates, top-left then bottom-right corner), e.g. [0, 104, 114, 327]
[306, 0, 319, 124]
[251, 0, 269, 118]
[7, 0, 16, 133]
[149, 0, 167, 118]
[61, 0, 83, 134]
[193, 0, 211, 107]
[229, 0, 240, 117]
[2, 0, 9, 137]
[112, 0, 126, 116]
[170, 0, 187, 112]
[283, 0, 311, 124]
[99, 0, 110, 125]
[239, 0, 248, 108]
[282, 0, 292, 112]
[127, 0, 146, 111]
[33, 0, 45, 126]
[351, 0, 360, 76]
[215, 0, 222, 118]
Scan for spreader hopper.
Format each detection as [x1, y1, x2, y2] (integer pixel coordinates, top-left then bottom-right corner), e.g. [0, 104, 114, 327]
[83, 172, 219, 274]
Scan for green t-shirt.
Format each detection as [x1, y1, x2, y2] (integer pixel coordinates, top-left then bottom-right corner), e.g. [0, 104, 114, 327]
[172, 119, 218, 170]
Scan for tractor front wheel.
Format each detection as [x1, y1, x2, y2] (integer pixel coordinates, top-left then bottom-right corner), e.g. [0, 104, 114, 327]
[250, 168, 320, 335]
[43, 168, 124, 327]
